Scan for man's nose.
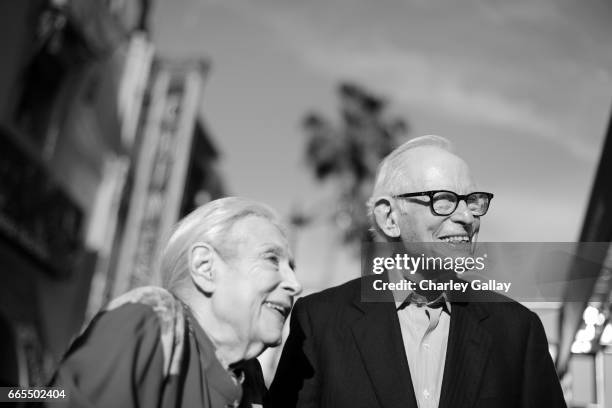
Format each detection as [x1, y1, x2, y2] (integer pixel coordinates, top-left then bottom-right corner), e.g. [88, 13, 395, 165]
[281, 266, 302, 297]
[450, 200, 476, 225]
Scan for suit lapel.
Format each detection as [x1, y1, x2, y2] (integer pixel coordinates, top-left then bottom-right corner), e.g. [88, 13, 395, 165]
[438, 302, 492, 408]
[351, 300, 418, 408]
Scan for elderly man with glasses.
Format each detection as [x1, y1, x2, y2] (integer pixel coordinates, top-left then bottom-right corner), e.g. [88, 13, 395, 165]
[50, 197, 301, 408]
[267, 135, 565, 408]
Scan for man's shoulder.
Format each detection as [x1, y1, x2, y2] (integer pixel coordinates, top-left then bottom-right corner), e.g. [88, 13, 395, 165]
[462, 287, 539, 327]
[298, 275, 365, 307]
[67, 293, 165, 357]
[83, 287, 174, 333]
[106, 286, 177, 311]
[104, 286, 184, 326]
[101, 286, 186, 376]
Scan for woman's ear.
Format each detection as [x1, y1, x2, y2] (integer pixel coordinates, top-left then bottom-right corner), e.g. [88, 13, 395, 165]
[189, 242, 216, 294]
[372, 197, 401, 239]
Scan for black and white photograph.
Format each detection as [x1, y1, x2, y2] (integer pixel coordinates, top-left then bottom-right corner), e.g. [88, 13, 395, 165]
[1, 0, 611, 407]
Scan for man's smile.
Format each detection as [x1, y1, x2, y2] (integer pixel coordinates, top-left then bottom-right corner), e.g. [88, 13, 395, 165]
[263, 300, 291, 319]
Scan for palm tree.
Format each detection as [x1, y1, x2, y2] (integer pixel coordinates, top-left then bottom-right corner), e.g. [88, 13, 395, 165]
[295, 82, 409, 245]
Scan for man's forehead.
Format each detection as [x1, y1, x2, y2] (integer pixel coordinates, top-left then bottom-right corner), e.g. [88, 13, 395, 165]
[228, 215, 289, 250]
[395, 147, 476, 191]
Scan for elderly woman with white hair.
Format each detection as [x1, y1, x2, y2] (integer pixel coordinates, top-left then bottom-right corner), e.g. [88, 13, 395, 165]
[50, 197, 302, 408]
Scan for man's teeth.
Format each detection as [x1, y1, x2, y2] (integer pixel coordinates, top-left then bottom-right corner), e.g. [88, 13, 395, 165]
[440, 236, 470, 243]
[264, 302, 288, 317]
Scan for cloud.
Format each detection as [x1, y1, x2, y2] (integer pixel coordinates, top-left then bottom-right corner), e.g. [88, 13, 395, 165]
[206, 0, 609, 162]
[300, 45, 604, 161]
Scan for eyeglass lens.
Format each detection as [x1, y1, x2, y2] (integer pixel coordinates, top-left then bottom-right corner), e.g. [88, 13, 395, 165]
[432, 192, 489, 216]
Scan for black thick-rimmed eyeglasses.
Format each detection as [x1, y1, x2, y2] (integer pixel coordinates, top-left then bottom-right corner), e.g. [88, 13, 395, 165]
[392, 190, 494, 216]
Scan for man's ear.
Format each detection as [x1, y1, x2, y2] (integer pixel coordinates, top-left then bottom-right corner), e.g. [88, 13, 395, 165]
[372, 197, 401, 239]
[189, 242, 217, 294]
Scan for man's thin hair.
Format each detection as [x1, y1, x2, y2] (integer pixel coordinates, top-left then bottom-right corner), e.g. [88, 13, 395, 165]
[369, 134, 453, 203]
[160, 197, 283, 292]
[367, 135, 453, 239]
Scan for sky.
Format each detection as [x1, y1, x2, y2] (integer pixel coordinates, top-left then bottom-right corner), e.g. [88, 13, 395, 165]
[151, 0, 612, 289]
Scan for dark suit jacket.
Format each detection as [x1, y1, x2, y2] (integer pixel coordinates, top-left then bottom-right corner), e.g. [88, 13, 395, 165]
[266, 275, 566, 408]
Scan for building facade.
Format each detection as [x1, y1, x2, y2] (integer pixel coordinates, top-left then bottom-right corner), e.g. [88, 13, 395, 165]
[0, 0, 225, 387]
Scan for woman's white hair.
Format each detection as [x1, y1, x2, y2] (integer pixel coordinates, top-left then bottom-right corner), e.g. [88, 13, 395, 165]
[160, 197, 284, 291]
[367, 135, 453, 238]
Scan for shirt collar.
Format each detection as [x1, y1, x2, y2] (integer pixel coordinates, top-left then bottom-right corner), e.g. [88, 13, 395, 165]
[388, 268, 452, 313]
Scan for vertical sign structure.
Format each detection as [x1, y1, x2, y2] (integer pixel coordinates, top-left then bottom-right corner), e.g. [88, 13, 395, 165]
[85, 34, 154, 317]
[111, 59, 208, 298]
[118, 33, 155, 150]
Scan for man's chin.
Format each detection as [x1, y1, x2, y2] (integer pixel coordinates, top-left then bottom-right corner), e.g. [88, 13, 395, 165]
[402, 241, 473, 257]
[431, 241, 475, 258]
[260, 330, 284, 348]
[257, 338, 282, 353]
[245, 336, 281, 360]
[267, 338, 283, 348]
